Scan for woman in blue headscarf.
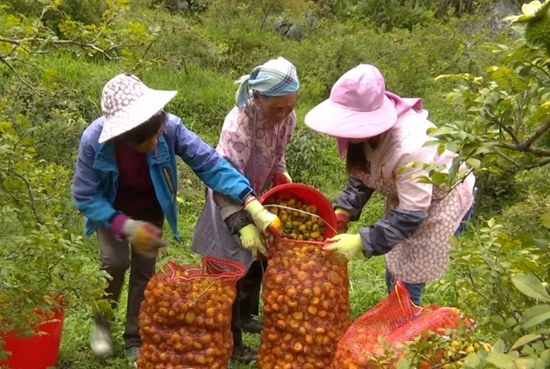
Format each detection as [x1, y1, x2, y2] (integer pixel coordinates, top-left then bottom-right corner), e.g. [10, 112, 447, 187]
[192, 57, 300, 362]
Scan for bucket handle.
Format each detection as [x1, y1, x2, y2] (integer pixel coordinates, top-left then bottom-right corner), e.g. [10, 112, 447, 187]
[263, 204, 339, 235]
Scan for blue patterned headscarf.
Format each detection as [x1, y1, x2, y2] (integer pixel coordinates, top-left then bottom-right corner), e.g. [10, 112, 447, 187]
[235, 57, 300, 107]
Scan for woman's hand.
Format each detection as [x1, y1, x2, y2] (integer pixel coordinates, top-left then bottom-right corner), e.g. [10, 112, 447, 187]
[238, 224, 268, 258]
[323, 233, 364, 261]
[335, 208, 351, 233]
[121, 219, 167, 258]
[273, 172, 292, 187]
[243, 196, 282, 238]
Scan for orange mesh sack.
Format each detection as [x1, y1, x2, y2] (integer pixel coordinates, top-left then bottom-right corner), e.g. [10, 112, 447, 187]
[258, 239, 351, 369]
[333, 282, 469, 369]
[332, 281, 417, 369]
[137, 257, 245, 369]
[387, 307, 465, 344]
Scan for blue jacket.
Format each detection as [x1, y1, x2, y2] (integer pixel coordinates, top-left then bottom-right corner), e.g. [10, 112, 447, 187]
[72, 114, 253, 240]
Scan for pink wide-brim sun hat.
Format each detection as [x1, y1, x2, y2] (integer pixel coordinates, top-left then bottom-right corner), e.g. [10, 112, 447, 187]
[305, 64, 398, 139]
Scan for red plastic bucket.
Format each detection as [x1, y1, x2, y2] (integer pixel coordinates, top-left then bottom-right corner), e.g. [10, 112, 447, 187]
[0, 306, 65, 369]
[260, 183, 338, 239]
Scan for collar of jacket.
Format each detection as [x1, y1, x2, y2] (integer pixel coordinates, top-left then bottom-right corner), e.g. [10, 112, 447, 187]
[93, 134, 171, 171]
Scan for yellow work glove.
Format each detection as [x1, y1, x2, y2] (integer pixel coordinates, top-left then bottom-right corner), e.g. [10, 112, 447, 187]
[238, 224, 268, 258]
[323, 234, 364, 261]
[244, 197, 282, 238]
[121, 220, 167, 258]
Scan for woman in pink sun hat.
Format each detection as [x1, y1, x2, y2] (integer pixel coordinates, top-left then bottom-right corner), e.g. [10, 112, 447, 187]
[72, 73, 282, 366]
[305, 64, 476, 305]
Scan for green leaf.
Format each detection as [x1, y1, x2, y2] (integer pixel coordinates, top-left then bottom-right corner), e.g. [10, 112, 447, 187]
[424, 138, 444, 146]
[540, 348, 550, 362]
[521, 305, 550, 328]
[457, 131, 468, 140]
[427, 127, 438, 134]
[511, 274, 550, 302]
[486, 353, 516, 368]
[533, 238, 549, 251]
[510, 333, 542, 351]
[493, 339, 507, 354]
[513, 358, 537, 369]
[522, 305, 550, 320]
[541, 212, 550, 229]
[466, 157, 481, 169]
[396, 358, 410, 369]
[463, 352, 481, 366]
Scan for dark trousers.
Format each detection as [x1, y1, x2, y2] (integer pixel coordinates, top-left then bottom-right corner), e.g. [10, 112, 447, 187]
[94, 207, 164, 349]
[231, 259, 267, 346]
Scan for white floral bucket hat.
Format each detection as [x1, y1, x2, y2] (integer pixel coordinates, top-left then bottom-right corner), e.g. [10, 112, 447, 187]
[98, 74, 178, 143]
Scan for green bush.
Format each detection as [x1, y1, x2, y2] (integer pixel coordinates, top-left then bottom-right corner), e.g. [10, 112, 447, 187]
[4, 0, 106, 29]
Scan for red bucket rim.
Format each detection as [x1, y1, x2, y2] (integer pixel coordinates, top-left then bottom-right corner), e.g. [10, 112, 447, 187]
[260, 183, 338, 237]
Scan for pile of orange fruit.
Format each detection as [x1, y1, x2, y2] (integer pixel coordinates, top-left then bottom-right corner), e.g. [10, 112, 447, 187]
[137, 261, 239, 369]
[264, 193, 326, 241]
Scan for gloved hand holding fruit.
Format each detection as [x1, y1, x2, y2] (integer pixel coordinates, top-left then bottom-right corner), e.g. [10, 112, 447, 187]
[121, 219, 167, 258]
[323, 233, 364, 261]
[238, 223, 268, 258]
[243, 196, 282, 238]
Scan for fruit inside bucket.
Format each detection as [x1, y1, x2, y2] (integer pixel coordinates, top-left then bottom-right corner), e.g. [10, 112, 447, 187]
[0, 296, 65, 369]
[260, 183, 338, 239]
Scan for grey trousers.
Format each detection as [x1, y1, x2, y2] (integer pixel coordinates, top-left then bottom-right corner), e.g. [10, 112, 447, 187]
[94, 207, 164, 348]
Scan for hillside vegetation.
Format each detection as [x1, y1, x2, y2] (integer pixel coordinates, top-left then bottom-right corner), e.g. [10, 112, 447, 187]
[1, 0, 550, 368]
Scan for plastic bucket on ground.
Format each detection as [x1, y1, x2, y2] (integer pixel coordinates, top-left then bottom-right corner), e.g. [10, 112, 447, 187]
[260, 183, 338, 239]
[0, 303, 65, 369]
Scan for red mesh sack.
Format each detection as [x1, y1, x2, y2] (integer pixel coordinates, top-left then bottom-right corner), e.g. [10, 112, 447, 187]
[137, 257, 245, 369]
[333, 282, 470, 369]
[332, 281, 416, 369]
[258, 239, 351, 369]
[387, 307, 465, 343]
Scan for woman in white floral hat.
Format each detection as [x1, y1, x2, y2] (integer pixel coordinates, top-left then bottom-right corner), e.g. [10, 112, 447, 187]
[192, 57, 299, 362]
[72, 73, 281, 366]
[304, 64, 476, 306]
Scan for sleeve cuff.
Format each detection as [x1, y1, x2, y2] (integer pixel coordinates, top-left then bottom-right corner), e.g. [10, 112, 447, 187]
[359, 227, 374, 259]
[110, 213, 131, 238]
[238, 188, 254, 204]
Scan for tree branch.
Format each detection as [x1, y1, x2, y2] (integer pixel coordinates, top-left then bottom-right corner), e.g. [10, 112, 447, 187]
[0, 179, 24, 203]
[430, 353, 467, 368]
[0, 167, 44, 225]
[496, 141, 550, 156]
[0, 36, 129, 75]
[491, 116, 521, 145]
[492, 148, 522, 167]
[525, 156, 550, 170]
[0, 56, 39, 93]
[520, 114, 550, 150]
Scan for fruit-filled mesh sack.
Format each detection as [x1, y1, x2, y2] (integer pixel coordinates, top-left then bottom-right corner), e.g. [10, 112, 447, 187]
[137, 257, 245, 369]
[333, 282, 468, 369]
[258, 239, 351, 369]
